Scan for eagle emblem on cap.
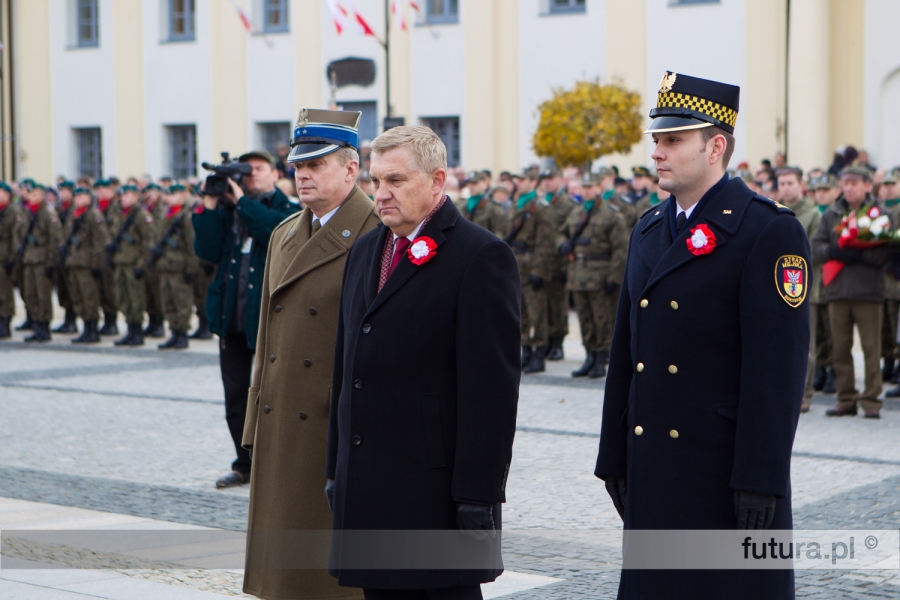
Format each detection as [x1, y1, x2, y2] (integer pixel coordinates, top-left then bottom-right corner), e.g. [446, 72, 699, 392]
[659, 71, 677, 93]
[298, 108, 309, 127]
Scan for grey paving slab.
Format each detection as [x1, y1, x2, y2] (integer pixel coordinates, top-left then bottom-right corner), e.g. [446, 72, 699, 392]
[0, 579, 102, 599]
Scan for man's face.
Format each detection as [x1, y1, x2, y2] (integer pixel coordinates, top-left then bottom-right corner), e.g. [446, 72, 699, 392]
[815, 187, 837, 206]
[468, 179, 488, 196]
[241, 158, 278, 196]
[370, 146, 445, 236]
[145, 190, 160, 205]
[293, 152, 356, 210]
[777, 174, 803, 204]
[517, 178, 536, 195]
[73, 193, 91, 209]
[492, 189, 510, 204]
[0, 190, 9, 206]
[840, 177, 870, 205]
[567, 180, 583, 198]
[651, 129, 716, 195]
[166, 191, 187, 207]
[59, 189, 73, 204]
[633, 175, 649, 191]
[27, 189, 45, 205]
[540, 176, 561, 194]
[121, 191, 139, 209]
[883, 181, 899, 200]
[95, 186, 113, 201]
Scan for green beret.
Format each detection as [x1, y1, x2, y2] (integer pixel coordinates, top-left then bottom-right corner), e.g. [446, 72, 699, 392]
[73, 187, 93, 196]
[31, 183, 46, 191]
[142, 183, 162, 192]
[93, 179, 111, 188]
[0, 182, 10, 193]
[20, 178, 35, 188]
[58, 181, 75, 190]
[119, 184, 139, 193]
[839, 166, 872, 181]
[167, 184, 186, 193]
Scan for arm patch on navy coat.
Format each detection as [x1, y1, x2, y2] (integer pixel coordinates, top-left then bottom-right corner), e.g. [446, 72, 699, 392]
[775, 255, 808, 307]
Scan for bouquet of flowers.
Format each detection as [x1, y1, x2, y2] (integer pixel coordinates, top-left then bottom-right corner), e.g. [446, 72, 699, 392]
[823, 204, 897, 286]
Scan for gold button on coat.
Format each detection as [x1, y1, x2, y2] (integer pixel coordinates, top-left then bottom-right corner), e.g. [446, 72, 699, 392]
[668, 365, 678, 374]
[635, 426, 643, 436]
[640, 299, 649, 308]
[636, 363, 644, 372]
[670, 301, 679, 310]
[670, 430, 679, 439]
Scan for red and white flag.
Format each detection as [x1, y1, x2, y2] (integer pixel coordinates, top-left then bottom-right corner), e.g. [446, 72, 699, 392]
[391, 0, 407, 32]
[325, 0, 376, 37]
[228, 0, 252, 33]
[345, 1, 377, 37]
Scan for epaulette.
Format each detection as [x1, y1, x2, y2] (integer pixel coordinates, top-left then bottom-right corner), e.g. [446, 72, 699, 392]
[275, 209, 303, 231]
[752, 195, 795, 216]
[639, 205, 659, 220]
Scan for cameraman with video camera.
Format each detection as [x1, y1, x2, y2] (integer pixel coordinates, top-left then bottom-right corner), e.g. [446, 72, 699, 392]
[193, 150, 298, 489]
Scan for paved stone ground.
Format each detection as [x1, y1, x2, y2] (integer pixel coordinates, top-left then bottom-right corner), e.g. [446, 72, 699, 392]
[1, 309, 899, 598]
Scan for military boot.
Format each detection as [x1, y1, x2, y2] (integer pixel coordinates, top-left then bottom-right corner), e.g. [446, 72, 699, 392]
[883, 359, 896, 382]
[15, 311, 33, 331]
[546, 337, 564, 361]
[0, 316, 11, 339]
[114, 323, 135, 346]
[812, 366, 827, 391]
[127, 323, 145, 347]
[572, 351, 597, 378]
[189, 316, 212, 340]
[523, 346, 546, 374]
[587, 359, 607, 379]
[521, 345, 533, 370]
[172, 330, 189, 350]
[99, 312, 119, 336]
[72, 320, 98, 344]
[823, 368, 836, 394]
[24, 321, 51, 343]
[595, 349, 610, 365]
[52, 309, 78, 334]
[144, 314, 166, 338]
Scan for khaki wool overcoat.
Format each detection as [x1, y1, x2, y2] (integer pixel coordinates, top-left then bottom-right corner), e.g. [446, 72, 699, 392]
[242, 186, 378, 600]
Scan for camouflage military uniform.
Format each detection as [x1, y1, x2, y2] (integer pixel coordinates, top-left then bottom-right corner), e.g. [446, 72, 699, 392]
[144, 200, 168, 336]
[98, 202, 120, 332]
[107, 205, 155, 326]
[606, 190, 638, 230]
[0, 202, 25, 324]
[453, 195, 507, 237]
[634, 192, 663, 217]
[53, 202, 77, 331]
[883, 200, 900, 366]
[153, 205, 197, 334]
[560, 199, 628, 366]
[545, 190, 577, 351]
[21, 203, 63, 324]
[788, 196, 822, 410]
[63, 206, 109, 323]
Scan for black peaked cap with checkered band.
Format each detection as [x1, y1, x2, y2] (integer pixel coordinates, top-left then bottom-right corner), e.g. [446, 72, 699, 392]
[645, 71, 740, 135]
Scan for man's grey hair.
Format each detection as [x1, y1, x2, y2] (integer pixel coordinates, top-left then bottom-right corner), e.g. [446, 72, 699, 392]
[370, 126, 447, 174]
[334, 147, 360, 166]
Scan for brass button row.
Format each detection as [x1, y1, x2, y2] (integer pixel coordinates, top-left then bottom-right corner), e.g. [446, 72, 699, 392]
[636, 363, 678, 374]
[639, 298, 679, 310]
[634, 426, 680, 438]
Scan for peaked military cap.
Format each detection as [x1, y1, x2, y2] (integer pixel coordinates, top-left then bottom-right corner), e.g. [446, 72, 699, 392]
[883, 168, 900, 184]
[645, 71, 740, 135]
[239, 150, 276, 167]
[632, 166, 652, 177]
[288, 108, 361, 164]
[839, 165, 872, 181]
[596, 166, 615, 178]
[811, 174, 838, 189]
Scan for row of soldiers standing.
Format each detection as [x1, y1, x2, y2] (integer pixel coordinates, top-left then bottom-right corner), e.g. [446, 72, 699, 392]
[0, 179, 215, 349]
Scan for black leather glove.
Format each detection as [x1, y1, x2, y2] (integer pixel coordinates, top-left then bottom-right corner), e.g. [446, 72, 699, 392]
[91, 268, 102, 280]
[830, 243, 864, 264]
[105, 242, 121, 254]
[529, 275, 544, 291]
[734, 490, 776, 530]
[574, 236, 591, 246]
[603, 281, 619, 295]
[150, 246, 165, 260]
[324, 478, 335, 512]
[183, 272, 194, 285]
[558, 241, 573, 256]
[559, 270, 568, 284]
[202, 263, 215, 276]
[44, 265, 55, 279]
[605, 476, 627, 521]
[2, 261, 13, 275]
[456, 502, 496, 540]
[133, 267, 145, 280]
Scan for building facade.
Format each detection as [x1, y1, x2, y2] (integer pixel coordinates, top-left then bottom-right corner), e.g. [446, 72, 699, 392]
[4, 0, 899, 183]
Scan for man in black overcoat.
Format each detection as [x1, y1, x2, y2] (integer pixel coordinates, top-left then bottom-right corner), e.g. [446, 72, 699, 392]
[325, 125, 521, 600]
[595, 72, 811, 599]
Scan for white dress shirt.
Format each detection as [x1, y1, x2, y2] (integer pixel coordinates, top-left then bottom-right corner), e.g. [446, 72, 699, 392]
[312, 205, 340, 229]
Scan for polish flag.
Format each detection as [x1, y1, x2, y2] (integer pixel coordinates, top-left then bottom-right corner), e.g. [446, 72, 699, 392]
[344, 1, 377, 37]
[392, 0, 407, 32]
[229, 0, 252, 33]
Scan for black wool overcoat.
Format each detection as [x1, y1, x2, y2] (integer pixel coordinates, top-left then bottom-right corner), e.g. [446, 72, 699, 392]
[595, 177, 810, 599]
[325, 199, 521, 590]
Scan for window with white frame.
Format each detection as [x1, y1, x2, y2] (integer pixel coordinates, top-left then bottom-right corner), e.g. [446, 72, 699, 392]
[169, 0, 196, 41]
[263, 0, 289, 32]
[549, 0, 586, 14]
[74, 128, 102, 179]
[421, 117, 460, 167]
[426, 0, 458, 24]
[76, 0, 99, 47]
[167, 125, 197, 179]
[258, 122, 292, 159]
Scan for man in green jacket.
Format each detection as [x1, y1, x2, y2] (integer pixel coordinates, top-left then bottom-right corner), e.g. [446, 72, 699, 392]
[193, 150, 298, 488]
[21, 184, 63, 342]
[0, 182, 25, 338]
[153, 185, 197, 350]
[63, 188, 110, 343]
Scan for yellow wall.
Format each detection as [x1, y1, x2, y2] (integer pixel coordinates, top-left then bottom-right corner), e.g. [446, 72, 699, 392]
[1, 0, 14, 180]
[13, 0, 53, 181]
[462, 0, 495, 170]
[388, 2, 411, 124]
[112, 0, 145, 178]
[209, 0, 248, 155]
[292, 0, 322, 119]
[492, 0, 519, 173]
[604, 0, 647, 171]
[744, 0, 787, 166]
[787, 0, 830, 170]
[828, 0, 864, 153]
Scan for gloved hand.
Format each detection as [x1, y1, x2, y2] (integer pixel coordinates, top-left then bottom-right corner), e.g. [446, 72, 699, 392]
[183, 272, 194, 285]
[44, 265, 55, 279]
[456, 502, 496, 540]
[574, 237, 591, 246]
[830, 243, 864, 264]
[91, 268, 102, 280]
[202, 263, 215, 276]
[150, 246, 165, 261]
[559, 270, 568, 284]
[529, 275, 544, 292]
[3, 261, 13, 275]
[324, 478, 335, 512]
[105, 242, 121, 254]
[558, 241, 573, 256]
[133, 267, 145, 280]
[603, 281, 619, 295]
[605, 476, 627, 521]
[734, 489, 776, 530]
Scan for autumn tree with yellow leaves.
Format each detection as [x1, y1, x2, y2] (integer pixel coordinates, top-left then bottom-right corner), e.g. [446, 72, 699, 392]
[532, 80, 643, 169]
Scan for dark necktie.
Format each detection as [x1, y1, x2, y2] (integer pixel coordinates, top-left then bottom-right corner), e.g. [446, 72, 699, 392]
[676, 211, 686, 232]
[389, 237, 411, 277]
[311, 219, 322, 236]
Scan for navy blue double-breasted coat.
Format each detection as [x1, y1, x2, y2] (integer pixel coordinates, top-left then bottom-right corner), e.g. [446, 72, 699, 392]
[325, 199, 521, 590]
[595, 177, 810, 599]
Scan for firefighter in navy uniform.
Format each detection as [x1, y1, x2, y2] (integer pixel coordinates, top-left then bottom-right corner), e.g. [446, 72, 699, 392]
[595, 72, 809, 600]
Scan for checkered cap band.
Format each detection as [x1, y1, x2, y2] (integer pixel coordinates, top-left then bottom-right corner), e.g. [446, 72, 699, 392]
[657, 92, 738, 129]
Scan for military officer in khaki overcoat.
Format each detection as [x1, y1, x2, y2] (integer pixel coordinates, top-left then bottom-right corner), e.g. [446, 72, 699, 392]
[241, 109, 378, 600]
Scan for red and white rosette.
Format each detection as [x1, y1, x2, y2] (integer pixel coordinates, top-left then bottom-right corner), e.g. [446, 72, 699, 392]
[408, 236, 438, 265]
[686, 224, 717, 256]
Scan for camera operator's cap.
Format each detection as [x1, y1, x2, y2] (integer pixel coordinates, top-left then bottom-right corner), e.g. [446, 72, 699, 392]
[73, 187, 92, 196]
[288, 108, 361, 164]
[632, 166, 652, 177]
[238, 150, 276, 167]
[167, 183, 187, 193]
[645, 71, 740, 135]
[93, 179, 111, 188]
[839, 165, 872, 181]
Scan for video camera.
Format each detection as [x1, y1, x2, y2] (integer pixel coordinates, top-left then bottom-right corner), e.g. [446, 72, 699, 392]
[201, 152, 252, 196]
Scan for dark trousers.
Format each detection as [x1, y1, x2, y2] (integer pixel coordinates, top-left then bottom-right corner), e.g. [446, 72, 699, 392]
[220, 332, 254, 474]
[363, 586, 483, 600]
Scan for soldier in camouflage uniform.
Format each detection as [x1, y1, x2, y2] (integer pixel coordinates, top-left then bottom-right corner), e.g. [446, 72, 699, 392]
[453, 171, 506, 237]
[152, 184, 197, 350]
[506, 172, 556, 373]
[880, 169, 900, 383]
[189, 193, 215, 340]
[558, 176, 628, 379]
[142, 184, 167, 338]
[107, 185, 155, 347]
[20, 184, 63, 342]
[0, 183, 25, 338]
[52, 181, 78, 333]
[540, 168, 576, 361]
[93, 180, 120, 335]
[62, 188, 110, 344]
[634, 172, 670, 215]
[599, 167, 638, 230]
[811, 174, 840, 393]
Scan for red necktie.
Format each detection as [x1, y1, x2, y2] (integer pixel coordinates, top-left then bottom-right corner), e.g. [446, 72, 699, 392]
[389, 237, 411, 277]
